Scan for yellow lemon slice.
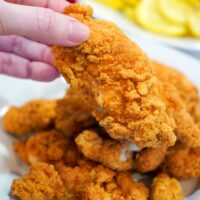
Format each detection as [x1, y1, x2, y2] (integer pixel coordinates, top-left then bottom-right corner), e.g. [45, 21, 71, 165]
[157, 0, 191, 25]
[123, 6, 138, 22]
[96, 0, 124, 10]
[136, 0, 187, 36]
[124, 0, 140, 6]
[188, 8, 200, 37]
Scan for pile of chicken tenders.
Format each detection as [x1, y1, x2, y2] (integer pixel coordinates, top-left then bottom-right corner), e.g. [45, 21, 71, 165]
[3, 4, 200, 200]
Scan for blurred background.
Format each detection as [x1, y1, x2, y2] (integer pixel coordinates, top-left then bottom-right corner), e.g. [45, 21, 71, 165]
[76, 0, 200, 59]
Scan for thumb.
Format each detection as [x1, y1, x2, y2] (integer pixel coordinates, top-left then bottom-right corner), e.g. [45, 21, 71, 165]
[0, 1, 89, 46]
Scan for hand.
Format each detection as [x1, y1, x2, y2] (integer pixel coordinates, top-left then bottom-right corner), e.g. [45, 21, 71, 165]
[0, 0, 89, 81]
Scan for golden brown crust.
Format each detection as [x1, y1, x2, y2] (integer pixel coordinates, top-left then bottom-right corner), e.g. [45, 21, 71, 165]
[3, 100, 56, 136]
[154, 61, 199, 114]
[53, 4, 176, 148]
[14, 130, 83, 166]
[11, 162, 66, 200]
[84, 172, 149, 200]
[55, 88, 97, 137]
[150, 173, 184, 200]
[157, 82, 200, 147]
[136, 147, 167, 173]
[75, 129, 134, 171]
[162, 144, 200, 179]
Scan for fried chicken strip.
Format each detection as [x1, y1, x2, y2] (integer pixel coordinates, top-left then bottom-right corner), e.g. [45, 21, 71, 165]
[53, 4, 176, 148]
[57, 162, 115, 199]
[154, 61, 199, 114]
[84, 172, 149, 200]
[75, 129, 134, 171]
[135, 81, 200, 172]
[3, 100, 56, 136]
[136, 147, 167, 173]
[55, 88, 97, 137]
[162, 144, 200, 179]
[11, 162, 66, 200]
[12, 161, 149, 200]
[14, 130, 83, 166]
[150, 173, 184, 200]
[158, 82, 200, 147]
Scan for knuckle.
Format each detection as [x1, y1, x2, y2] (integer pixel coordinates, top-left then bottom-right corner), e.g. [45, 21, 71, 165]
[0, 52, 12, 73]
[36, 8, 56, 33]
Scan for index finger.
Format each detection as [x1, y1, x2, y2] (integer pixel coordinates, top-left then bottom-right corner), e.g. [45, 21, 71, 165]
[5, 0, 69, 12]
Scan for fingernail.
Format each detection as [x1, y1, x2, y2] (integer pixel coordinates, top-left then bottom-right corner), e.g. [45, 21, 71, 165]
[68, 21, 90, 44]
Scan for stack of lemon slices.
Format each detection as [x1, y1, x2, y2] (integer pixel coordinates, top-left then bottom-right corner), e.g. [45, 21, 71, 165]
[96, 0, 200, 38]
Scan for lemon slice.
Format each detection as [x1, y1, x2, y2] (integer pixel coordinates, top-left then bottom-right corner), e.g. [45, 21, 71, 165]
[96, 0, 124, 10]
[157, 0, 190, 25]
[188, 8, 200, 37]
[124, 0, 140, 6]
[123, 6, 138, 23]
[136, 0, 187, 36]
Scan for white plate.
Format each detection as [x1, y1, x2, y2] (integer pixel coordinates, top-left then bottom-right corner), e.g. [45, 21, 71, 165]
[0, 37, 200, 199]
[80, 0, 200, 52]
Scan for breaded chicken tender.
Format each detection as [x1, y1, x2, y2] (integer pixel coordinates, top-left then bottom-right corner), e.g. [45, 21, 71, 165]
[53, 4, 176, 148]
[136, 147, 167, 173]
[150, 173, 184, 200]
[55, 88, 97, 137]
[75, 129, 134, 171]
[11, 162, 66, 200]
[12, 161, 148, 200]
[84, 172, 149, 200]
[57, 162, 115, 199]
[154, 61, 199, 115]
[3, 100, 56, 136]
[158, 82, 200, 147]
[162, 144, 200, 179]
[14, 130, 74, 165]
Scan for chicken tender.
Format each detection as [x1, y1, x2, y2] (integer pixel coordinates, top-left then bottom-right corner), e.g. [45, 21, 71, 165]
[12, 161, 148, 200]
[55, 88, 97, 137]
[3, 100, 56, 136]
[14, 130, 82, 166]
[162, 144, 200, 179]
[11, 162, 66, 200]
[150, 173, 184, 200]
[136, 147, 167, 173]
[75, 129, 134, 171]
[57, 162, 115, 199]
[53, 4, 176, 148]
[158, 82, 200, 147]
[154, 61, 199, 115]
[84, 172, 149, 200]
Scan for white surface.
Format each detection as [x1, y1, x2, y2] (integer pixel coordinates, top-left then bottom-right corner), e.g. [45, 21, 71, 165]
[0, 37, 200, 199]
[81, 0, 200, 53]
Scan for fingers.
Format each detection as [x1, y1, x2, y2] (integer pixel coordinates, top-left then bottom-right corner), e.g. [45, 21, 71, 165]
[0, 35, 54, 64]
[0, 1, 89, 46]
[5, 0, 69, 13]
[0, 52, 59, 81]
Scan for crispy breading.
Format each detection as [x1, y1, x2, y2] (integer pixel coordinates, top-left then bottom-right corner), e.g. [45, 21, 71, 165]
[14, 130, 82, 166]
[192, 104, 200, 129]
[11, 161, 148, 200]
[56, 162, 116, 199]
[11, 162, 66, 200]
[53, 4, 176, 148]
[150, 173, 184, 200]
[136, 147, 167, 173]
[157, 82, 200, 147]
[162, 144, 200, 179]
[84, 172, 149, 200]
[55, 88, 97, 137]
[3, 100, 56, 136]
[154, 61, 199, 115]
[75, 129, 134, 171]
